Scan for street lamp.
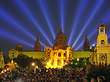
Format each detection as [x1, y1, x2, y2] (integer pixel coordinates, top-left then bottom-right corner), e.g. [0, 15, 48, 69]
[32, 63, 35, 66]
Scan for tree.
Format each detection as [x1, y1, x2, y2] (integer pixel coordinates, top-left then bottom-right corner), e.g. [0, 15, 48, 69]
[13, 54, 45, 68]
[3, 55, 10, 64]
[64, 57, 89, 69]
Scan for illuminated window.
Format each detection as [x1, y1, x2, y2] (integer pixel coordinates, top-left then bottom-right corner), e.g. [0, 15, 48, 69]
[58, 53, 61, 57]
[12, 55, 14, 57]
[100, 29, 103, 32]
[101, 40, 104, 44]
[47, 52, 50, 57]
[12, 52, 15, 54]
[57, 60, 60, 65]
[64, 60, 66, 63]
[51, 60, 54, 65]
[64, 53, 66, 57]
[69, 54, 71, 57]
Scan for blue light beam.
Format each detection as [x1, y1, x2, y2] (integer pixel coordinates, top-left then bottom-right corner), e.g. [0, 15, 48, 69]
[75, 41, 84, 51]
[75, 14, 110, 51]
[72, 0, 104, 47]
[60, 0, 66, 33]
[0, 9, 36, 40]
[38, 0, 55, 39]
[13, 0, 53, 46]
[0, 27, 34, 47]
[88, 10, 110, 40]
[68, 0, 89, 46]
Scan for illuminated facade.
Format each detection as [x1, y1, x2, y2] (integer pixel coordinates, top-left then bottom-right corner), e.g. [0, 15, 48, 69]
[90, 22, 110, 65]
[45, 28, 73, 68]
[0, 50, 5, 69]
[9, 37, 45, 59]
[9, 27, 92, 68]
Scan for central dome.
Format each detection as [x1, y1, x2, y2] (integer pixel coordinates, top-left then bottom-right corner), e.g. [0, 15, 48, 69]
[56, 28, 67, 39]
[53, 27, 67, 50]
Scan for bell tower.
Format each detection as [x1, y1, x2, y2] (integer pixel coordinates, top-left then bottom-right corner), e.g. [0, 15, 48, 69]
[97, 21, 108, 47]
[83, 35, 90, 51]
[90, 21, 110, 65]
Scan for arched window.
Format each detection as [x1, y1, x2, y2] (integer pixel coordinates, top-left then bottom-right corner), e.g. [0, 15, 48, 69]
[101, 40, 104, 44]
[100, 29, 103, 32]
[58, 53, 61, 57]
[12, 55, 14, 57]
[47, 52, 50, 57]
[64, 53, 66, 57]
[12, 52, 15, 54]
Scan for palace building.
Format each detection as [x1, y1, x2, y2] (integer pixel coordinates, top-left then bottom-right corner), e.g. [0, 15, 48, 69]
[9, 27, 94, 68]
[90, 21, 110, 65]
[45, 27, 73, 68]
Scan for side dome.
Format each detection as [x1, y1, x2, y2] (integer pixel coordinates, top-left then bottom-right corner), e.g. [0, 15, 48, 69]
[16, 42, 22, 51]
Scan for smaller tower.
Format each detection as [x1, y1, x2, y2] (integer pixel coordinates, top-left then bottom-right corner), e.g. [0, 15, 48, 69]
[16, 42, 22, 51]
[34, 36, 41, 51]
[83, 35, 90, 51]
[97, 21, 108, 46]
[0, 50, 5, 69]
[43, 45, 45, 51]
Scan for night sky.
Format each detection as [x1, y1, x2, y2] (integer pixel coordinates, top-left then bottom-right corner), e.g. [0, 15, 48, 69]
[0, 0, 110, 56]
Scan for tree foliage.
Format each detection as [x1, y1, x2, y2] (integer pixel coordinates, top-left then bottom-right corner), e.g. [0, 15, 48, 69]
[3, 55, 10, 64]
[64, 57, 89, 69]
[13, 54, 45, 68]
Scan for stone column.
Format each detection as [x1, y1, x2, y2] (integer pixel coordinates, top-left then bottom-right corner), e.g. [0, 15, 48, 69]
[61, 58, 64, 66]
[107, 53, 110, 65]
[54, 53, 57, 66]
[97, 53, 99, 64]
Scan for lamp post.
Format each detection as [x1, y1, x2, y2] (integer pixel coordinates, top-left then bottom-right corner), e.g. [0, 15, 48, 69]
[32, 62, 38, 73]
[32, 63, 35, 66]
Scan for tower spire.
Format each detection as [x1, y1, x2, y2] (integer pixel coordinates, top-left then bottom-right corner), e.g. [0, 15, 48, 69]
[16, 42, 22, 51]
[34, 35, 41, 51]
[85, 35, 88, 42]
[60, 27, 62, 33]
[37, 35, 39, 42]
[19, 42, 20, 45]
[83, 35, 90, 51]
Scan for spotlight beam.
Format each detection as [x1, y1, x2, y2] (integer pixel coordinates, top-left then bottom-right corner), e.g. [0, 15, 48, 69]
[12, 0, 53, 46]
[88, 10, 110, 40]
[60, 0, 66, 33]
[75, 42, 84, 51]
[38, 0, 55, 39]
[0, 9, 36, 40]
[72, 0, 104, 47]
[76, 11, 110, 50]
[0, 27, 34, 47]
[68, 0, 89, 46]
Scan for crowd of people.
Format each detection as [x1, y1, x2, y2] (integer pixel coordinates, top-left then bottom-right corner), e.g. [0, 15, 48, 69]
[0, 67, 87, 82]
